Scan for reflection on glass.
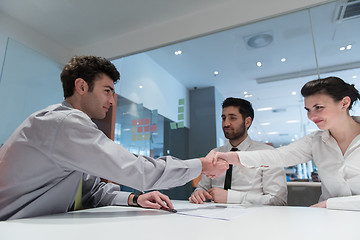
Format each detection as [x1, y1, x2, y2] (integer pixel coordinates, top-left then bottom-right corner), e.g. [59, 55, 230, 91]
[115, 96, 164, 158]
[114, 95, 193, 197]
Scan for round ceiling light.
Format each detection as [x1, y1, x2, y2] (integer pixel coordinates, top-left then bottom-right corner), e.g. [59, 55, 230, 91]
[247, 33, 273, 48]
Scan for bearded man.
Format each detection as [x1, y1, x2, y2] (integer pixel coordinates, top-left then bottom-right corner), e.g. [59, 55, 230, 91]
[189, 97, 287, 205]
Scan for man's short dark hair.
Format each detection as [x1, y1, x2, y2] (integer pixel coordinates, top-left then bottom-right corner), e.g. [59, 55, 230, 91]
[60, 56, 120, 98]
[222, 97, 254, 122]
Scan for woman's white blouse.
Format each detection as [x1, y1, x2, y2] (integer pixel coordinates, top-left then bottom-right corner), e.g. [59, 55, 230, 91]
[238, 116, 360, 210]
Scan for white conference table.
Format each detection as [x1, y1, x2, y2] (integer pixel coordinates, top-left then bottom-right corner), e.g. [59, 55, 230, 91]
[1, 200, 359, 240]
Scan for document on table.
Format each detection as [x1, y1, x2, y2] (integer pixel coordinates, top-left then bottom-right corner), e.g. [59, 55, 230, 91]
[172, 202, 252, 221]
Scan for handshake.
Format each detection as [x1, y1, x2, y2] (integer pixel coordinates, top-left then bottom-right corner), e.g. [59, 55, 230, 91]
[200, 150, 240, 179]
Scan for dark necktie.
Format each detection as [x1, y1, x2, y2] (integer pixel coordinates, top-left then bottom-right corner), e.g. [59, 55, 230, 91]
[224, 147, 238, 190]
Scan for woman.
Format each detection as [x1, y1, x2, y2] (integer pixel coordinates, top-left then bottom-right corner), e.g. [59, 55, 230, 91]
[215, 76, 360, 210]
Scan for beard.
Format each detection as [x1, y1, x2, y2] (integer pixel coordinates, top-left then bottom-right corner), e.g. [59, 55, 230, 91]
[223, 122, 246, 141]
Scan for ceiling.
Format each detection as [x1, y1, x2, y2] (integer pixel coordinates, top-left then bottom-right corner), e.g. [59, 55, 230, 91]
[0, 0, 231, 48]
[1, 0, 359, 146]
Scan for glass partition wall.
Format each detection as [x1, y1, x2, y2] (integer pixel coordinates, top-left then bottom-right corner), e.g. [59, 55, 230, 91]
[112, 0, 360, 184]
[114, 96, 192, 198]
[114, 96, 165, 158]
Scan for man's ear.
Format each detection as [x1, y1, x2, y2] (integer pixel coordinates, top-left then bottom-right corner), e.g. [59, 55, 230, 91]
[245, 116, 252, 129]
[74, 78, 88, 95]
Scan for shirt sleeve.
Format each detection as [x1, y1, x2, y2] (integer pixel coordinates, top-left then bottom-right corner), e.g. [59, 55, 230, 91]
[226, 167, 287, 205]
[326, 195, 360, 211]
[238, 134, 314, 168]
[195, 175, 212, 192]
[81, 174, 131, 207]
[51, 112, 202, 192]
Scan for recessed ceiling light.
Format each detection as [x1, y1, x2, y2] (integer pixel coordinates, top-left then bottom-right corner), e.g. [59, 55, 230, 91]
[281, 58, 286, 62]
[245, 94, 253, 98]
[214, 71, 219, 76]
[257, 107, 273, 111]
[174, 50, 182, 55]
[265, 140, 269, 143]
[346, 44, 352, 50]
[260, 123, 271, 126]
[340, 47, 345, 51]
[258, 132, 262, 135]
[291, 91, 296, 95]
[268, 132, 279, 135]
[286, 120, 299, 124]
[244, 91, 248, 94]
[353, 75, 357, 79]
[291, 139, 295, 142]
[139, 85, 143, 89]
[257, 61, 262, 67]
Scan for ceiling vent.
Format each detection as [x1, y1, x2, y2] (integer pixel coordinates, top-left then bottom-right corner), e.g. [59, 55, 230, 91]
[244, 31, 273, 49]
[335, 0, 360, 22]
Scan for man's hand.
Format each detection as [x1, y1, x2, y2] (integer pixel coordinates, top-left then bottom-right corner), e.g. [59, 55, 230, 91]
[208, 187, 227, 203]
[310, 200, 327, 208]
[129, 191, 174, 210]
[189, 189, 213, 204]
[214, 151, 241, 166]
[201, 150, 229, 179]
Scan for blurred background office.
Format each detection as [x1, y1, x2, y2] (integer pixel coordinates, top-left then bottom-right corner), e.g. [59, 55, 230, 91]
[0, 0, 359, 202]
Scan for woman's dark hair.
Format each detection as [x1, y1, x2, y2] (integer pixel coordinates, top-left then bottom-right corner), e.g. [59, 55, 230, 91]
[301, 76, 360, 110]
[60, 56, 120, 98]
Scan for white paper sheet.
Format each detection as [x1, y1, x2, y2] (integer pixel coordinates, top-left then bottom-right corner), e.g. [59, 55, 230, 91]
[173, 202, 252, 221]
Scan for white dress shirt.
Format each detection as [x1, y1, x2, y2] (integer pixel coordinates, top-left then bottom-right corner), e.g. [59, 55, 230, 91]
[196, 136, 287, 205]
[0, 101, 201, 220]
[238, 116, 360, 210]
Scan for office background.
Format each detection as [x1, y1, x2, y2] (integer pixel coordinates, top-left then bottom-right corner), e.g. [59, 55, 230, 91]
[0, 0, 359, 195]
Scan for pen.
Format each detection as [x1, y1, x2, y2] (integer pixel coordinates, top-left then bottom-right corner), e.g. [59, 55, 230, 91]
[160, 207, 177, 213]
[215, 205, 227, 208]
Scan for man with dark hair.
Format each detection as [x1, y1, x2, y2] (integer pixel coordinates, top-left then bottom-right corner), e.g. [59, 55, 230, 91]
[60, 55, 121, 99]
[189, 97, 287, 205]
[0, 56, 228, 220]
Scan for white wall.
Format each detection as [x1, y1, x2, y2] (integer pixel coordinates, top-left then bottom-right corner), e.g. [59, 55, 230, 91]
[0, 12, 71, 73]
[0, 13, 70, 144]
[0, 39, 63, 144]
[112, 53, 189, 126]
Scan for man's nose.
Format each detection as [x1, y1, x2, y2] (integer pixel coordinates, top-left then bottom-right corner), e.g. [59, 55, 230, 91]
[109, 95, 115, 105]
